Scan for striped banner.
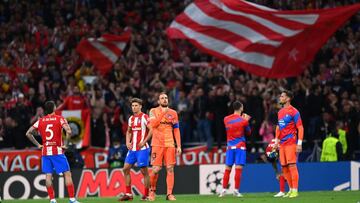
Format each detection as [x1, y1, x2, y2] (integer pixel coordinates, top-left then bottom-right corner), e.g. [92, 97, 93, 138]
[167, 0, 360, 78]
[76, 31, 131, 75]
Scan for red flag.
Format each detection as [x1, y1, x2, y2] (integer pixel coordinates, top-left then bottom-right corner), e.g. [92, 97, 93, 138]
[166, 0, 360, 78]
[76, 31, 131, 75]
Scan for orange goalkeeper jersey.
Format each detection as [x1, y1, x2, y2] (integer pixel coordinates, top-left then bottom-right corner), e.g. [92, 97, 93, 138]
[149, 107, 179, 147]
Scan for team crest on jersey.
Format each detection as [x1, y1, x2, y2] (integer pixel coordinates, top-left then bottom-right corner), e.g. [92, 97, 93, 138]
[279, 114, 292, 128]
[65, 117, 84, 143]
[166, 114, 173, 119]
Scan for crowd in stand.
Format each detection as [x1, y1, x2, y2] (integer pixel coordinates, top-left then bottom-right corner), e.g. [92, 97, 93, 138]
[0, 0, 359, 160]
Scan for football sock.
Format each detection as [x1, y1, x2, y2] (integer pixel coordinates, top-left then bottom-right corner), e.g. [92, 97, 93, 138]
[150, 172, 159, 191]
[289, 165, 299, 190]
[222, 168, 231, 189]
[166, 171, 174, 195]
[145, 187, 149, 197]
[126, 186, 131, 194]
[282, 166, 293, 189]
[235, 168, 242, 190]
[279, 175, 285, 192]
[47, 186, 55, 200]
[66, 184, 75, 198]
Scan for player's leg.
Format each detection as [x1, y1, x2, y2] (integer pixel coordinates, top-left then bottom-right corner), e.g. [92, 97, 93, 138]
[42, 156, 56, 203]
[53, 155, 79, 203]
[164, 147, 176, 201]
[137, 148, 150, 200]
[149, 146, 164, 201]
[279, 145, 293, 197]
[219, 149, 234, 197]
[120, 151, 136, 201]
[233, 149, 246, 197]
[286, 145, 299, 198]
[46, 174, 56, 203]
[120, 163, 134, 201]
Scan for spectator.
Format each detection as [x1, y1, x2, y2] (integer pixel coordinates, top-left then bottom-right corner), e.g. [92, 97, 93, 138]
[57, 86, 89, 111]
[107, 137, 127, 168]
[193, 87, 213, 150]
[320, 126, 344, 162]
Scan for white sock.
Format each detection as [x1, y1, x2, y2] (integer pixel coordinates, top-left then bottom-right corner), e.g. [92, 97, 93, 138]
[50, 199, 56, 202]
[70, 198, 76, 201]
[292, 188, 298, 192]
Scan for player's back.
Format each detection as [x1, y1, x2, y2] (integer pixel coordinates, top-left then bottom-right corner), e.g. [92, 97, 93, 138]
[34, 114, 66, 156]
[224, 114, 250, 143]
[150, 107, 178, 147]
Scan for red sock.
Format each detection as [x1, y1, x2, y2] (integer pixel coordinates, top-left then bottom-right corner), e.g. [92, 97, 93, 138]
[47, 186, 55, 199]
[235, 168, 242, 190]
[150, 173, 159, 191]
[126, 186, 131, 194]
[279, 175, 285, 192]
[222, 169, 231, 189]
[145, 187, 149, 197]
[66, 184, 75, 198]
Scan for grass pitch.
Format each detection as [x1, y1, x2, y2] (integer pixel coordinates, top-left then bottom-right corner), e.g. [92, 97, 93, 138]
[4, 191, 360, 203]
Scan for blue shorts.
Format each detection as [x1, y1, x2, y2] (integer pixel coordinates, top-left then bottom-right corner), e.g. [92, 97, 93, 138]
[225, 148, 246, 166]
[42, 154, 70, 174]
[125, 148, 150, 168]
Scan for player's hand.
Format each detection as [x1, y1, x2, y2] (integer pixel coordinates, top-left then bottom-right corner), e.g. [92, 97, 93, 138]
[176, 147, 182, 155]
[38, 144, 43, 149]
[138, 141, 146, 148]
[242, 113, 251, 121]
[296, 145, 302, 153]
[61, 145, 68, 150]
[273, 143, 279, 150]
[126, 142, 132, 150]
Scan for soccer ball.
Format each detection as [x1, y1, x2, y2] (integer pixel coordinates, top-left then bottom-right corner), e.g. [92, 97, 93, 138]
[206, 170, 226, 194]
[266, 150, 279, 159]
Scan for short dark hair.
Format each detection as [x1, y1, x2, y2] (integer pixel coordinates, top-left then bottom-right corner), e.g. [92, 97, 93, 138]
[282, 90, 294, 100]
[232, 101, 243, 111]
[131, 98, 143, 105]
[44, 101, 56, 115]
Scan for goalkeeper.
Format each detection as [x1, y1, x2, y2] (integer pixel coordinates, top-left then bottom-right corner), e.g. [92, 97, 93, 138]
[265, 139, 286, 197]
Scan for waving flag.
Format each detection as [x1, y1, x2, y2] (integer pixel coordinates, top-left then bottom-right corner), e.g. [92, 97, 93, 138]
[167, 0, 360, 78]
[76, 31, 131, 75]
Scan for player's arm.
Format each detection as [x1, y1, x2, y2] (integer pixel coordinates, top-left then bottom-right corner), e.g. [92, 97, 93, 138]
[274, 126, 280, 150]
[139, 127, 152, 148]
[62, 122, 72, 143]
[295, 111, 304, 153]
[173, 112, 182, 155]
[25, 126, 42, 149]
[149, 108, 167, 128]
[126, 125, 132, 150]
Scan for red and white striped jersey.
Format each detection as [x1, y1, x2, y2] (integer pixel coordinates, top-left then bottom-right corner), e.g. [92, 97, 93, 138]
[128, 112, 149, 151]
[33, 114, 68, 156]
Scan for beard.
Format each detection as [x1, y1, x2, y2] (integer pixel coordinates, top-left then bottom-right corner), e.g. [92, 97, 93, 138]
[160, 103, 168, 107]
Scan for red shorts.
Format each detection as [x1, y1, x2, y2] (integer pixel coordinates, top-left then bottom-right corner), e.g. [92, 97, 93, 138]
[279, 144, 297, 166]
[151, 146, 176, 166]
